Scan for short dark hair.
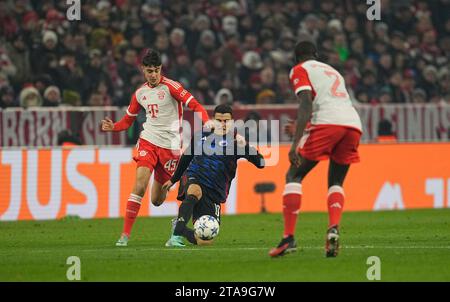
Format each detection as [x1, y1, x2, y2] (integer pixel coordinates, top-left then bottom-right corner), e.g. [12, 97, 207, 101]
[214, 104, 233, 117]
[294, 40, 318, 62]
[142, 49, 162, 67]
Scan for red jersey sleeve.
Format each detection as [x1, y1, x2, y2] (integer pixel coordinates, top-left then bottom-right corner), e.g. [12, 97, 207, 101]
[112, 93, 141, 131]
[163, 77, 209, 123]
[289, 65, 313, 95]
[126, 93, 141, 116]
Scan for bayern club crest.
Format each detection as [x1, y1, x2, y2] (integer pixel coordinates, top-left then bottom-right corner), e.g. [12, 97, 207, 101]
[139, 150, 148, 157]
[157, 90, 165, 100]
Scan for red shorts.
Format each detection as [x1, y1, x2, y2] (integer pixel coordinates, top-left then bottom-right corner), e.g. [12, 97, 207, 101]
[133, 138, 181, 184]
[297, 125, 361, 165]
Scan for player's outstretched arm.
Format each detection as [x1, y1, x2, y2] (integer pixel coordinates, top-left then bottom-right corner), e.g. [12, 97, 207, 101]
[289, 90, 313, 167]
[102, 93, 141, 132]
[237, 140, 265, 169]
[247, 147, 265, 169]
[164, 78, 212, 126]
[101, 114, 136, 132]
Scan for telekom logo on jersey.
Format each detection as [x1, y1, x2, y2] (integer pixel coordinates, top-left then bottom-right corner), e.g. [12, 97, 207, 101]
[148, 104, 159, 118]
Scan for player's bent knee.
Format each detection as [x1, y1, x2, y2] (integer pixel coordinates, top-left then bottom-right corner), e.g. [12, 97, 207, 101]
[151, 197, 164, 207]
[187, 184, 202, 200]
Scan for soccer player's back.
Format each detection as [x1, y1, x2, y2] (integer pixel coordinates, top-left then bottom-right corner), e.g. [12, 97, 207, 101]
[269, 41, 362, 258]
[290, 59, 361, 131]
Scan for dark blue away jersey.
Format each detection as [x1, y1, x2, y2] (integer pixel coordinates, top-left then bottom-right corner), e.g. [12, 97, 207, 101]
[170, 130, 265, 202]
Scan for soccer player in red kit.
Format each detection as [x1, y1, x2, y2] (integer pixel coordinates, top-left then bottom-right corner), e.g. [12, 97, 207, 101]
[101, 49, 211, 246]
[269, 41, 362, 258]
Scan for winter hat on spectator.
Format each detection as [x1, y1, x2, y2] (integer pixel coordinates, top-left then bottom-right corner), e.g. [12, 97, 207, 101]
[170, 28, 185, 39]
[423, 65, 438, 76]
[19, 86, 42, 108]
[413, 88, 427, 98]
[43, 30, 58, 44]
[224, 1, 240, 14]
[44, 86, 61, 102]
[270, 50, 288, 65]
[62, 90, 81, 106]
[222, 15, 238, 35]
[214, 88, 233, 105]
[304, 13, 319, 23]
[328, 19, 343, 32]
[438, 67, 449, 80]
[196, 14, 210, 28]
[200, 30, 215, 43]
[242, 51, 263, 70]
[97, 0, 111, 11]
[375, 22, 389, 33]
[89, 48, 102, 59]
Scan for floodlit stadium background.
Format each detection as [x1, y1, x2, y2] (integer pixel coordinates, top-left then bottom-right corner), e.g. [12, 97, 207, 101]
[1, 0, 449, 221]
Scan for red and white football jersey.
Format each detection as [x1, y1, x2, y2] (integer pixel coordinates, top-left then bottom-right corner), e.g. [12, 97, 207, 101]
[126, 76, 195, 150]
[289, 60, 362, 131]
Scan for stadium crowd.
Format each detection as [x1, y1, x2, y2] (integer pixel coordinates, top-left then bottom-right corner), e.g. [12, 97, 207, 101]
[0, 0, 449, 109]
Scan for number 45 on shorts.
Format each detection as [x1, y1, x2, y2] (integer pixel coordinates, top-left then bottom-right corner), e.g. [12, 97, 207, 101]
[164, 159, 178, 172]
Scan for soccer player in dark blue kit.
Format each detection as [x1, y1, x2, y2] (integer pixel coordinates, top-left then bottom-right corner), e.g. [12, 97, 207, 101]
[162, 104, 265, 246]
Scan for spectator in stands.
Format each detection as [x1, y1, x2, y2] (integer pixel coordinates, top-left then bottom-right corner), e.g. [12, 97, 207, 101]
[31, 30, 59, 76]
[240, 73, 262, 104]
[377, 119, 397, 143]
[0, 0, 448, 108]
[412, 88, 427, 103]
[256, 89, 276, 105]
[82, 49, 114, 102]
[378, 87, 393, 104]
[43, 85, 61, 107]
[5, 33, 31, 91]
[0, 86, 17, 108]
[57, 129, 82, 147]
[19, 86, 42, 108]
[214, 88, 233, 106]
[420, 65, 440, 98]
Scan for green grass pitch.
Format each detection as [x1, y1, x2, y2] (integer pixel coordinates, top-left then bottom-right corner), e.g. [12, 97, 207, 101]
[1, 209, 449, 281]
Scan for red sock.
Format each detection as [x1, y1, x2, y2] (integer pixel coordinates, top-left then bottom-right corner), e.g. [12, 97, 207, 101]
[327, 186, 345, 228]
[282, 183, 302, 237]
[122, 194, 142, 237]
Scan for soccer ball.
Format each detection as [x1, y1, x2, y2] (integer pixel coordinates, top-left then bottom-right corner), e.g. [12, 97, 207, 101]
[194, 215, 220, 240]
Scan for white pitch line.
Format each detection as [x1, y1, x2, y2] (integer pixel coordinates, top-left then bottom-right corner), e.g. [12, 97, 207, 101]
[1, 245, 450, 255]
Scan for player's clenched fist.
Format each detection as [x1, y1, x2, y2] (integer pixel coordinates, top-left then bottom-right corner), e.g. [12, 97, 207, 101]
[162, 180, 173, 191]
[288, 145, 302, 167]
[101, 117, 114, 131]
[235, 133, 247, 148]
[204, 119, 215, 130]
